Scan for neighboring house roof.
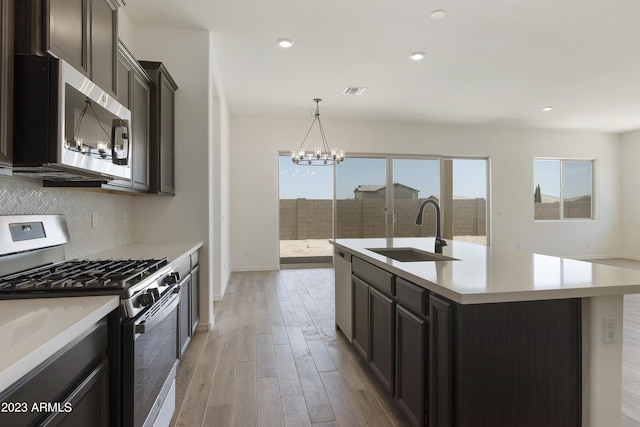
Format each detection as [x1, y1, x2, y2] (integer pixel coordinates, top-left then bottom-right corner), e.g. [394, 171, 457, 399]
[354, 183, 420, 193]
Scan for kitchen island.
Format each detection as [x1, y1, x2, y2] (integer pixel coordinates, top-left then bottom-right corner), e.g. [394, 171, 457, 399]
[331, 237, 640, 427]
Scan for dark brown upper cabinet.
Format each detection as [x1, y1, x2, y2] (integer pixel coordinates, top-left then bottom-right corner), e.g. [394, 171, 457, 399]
[15, 0, 118, 96]
[0, 0, 13, 172]
[140, 61, 178, 196]
[105, 42, 152, 193]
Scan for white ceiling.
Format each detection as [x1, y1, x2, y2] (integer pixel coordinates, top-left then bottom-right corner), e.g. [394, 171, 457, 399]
[124, 0, 640, 133]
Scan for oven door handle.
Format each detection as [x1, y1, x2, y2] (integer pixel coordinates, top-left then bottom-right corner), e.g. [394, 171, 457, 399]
[134, 291, 180, 335]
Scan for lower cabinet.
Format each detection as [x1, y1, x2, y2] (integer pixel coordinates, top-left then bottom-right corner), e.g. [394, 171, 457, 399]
[368, 286, 395, 395]
[176, 252, 200, 360]
[428, 295, 452, 427]
[0, 316, 111, 427]
[190, 264, 200, 335]
[352, 275, 369, 359]
[352, 263, 396, 396]
[40, 358, 109, 427]
[348, 256, 581, 427]
[177, 273, 192, 359]
[396, 305, 427, 427]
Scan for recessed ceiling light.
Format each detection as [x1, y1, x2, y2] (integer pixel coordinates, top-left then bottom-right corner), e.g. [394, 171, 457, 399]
[277, 38, 293, 48]
[409, 51, 426, 61]
[542, 106, 553, 112]
[430, 9, 446, 19]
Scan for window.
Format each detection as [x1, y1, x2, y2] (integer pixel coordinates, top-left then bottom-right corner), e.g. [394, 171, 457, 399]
[534, 159, 593, 220]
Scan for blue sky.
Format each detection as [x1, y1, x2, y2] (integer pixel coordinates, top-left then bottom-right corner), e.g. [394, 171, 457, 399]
[533, 159, 592, 198]
[279, 156, 487, 200]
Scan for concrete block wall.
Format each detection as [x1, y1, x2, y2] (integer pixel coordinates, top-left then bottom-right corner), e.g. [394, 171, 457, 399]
[534, 199, 591, 220]
[281, 198, 488, 240]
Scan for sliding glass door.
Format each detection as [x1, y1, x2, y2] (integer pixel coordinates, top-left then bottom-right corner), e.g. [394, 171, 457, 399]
[279, 153, 489, 267]
[278, 155, 334, 265]
[391, 158, 440, 238]
[335, 157, 387, 239]
[334, 155, 488, 245]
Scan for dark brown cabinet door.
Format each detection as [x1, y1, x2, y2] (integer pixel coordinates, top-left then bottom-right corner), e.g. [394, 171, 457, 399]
[352, 275, 369, 360]
[0, 0, 13, 170]
[190, 265, 200, 335]
[45, 0, 116, 95]
[115, 46, 132, 108]
[40, 358, 109, 427]
[131, 67, 151, 191]
[140, 61, 178, 195]
[178, 275, 191, 359]
[368, 286, 395, 395]
[0, 319, 109, 427]
[396, 305, 427, 427]
[46, 0, 88, 74]
[429, 295, 452, 427]
[90, 0, 117, 95]
[107, 43, 151, 192]
[159, 74, 175, 194]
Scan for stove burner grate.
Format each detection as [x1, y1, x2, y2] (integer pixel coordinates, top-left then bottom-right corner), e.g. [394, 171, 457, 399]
[0, 258, 167, 292]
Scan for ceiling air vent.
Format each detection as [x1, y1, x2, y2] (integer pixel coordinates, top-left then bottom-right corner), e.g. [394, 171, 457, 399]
[343, 87, 366, 95]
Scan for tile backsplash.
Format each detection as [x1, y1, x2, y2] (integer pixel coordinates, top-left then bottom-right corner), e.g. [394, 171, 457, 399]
[0, 176, 134, 259]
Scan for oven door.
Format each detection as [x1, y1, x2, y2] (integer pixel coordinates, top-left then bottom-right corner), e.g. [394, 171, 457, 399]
[122, 286, 179, 427]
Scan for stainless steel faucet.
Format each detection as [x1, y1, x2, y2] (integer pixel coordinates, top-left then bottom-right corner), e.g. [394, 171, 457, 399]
[415, 199, 448, 254]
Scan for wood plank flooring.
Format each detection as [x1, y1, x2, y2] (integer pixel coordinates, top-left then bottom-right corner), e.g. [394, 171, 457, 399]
[170, 266, 640, 427]
[170, 269, 409, 427]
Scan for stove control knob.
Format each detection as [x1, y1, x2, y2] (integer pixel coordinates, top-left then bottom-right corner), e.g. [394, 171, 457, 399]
[149, 288, 160, 301]
[138, 293, 154, 307]
[164, 272, 180, 286]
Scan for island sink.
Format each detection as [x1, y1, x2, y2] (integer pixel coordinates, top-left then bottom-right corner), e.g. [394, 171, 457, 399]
[367, 247, 458, 262]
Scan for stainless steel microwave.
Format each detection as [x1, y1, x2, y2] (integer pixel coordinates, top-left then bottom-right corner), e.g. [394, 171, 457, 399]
[12, 55, 131, 181]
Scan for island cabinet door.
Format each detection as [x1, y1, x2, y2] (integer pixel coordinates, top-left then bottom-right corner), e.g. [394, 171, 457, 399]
[395, 305, 427, 427]
[351, 275, 369, 360]
[368, 286, 395, 395]
[429, 295, 453, 427]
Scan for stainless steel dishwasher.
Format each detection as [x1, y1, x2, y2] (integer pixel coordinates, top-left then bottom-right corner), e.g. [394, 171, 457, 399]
[334, 248, 353, 341]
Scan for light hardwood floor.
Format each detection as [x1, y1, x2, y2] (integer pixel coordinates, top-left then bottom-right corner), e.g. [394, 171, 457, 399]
[170, 266, 640, 427]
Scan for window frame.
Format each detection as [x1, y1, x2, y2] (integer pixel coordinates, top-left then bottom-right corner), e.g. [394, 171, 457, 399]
[533, 158, 595, 221]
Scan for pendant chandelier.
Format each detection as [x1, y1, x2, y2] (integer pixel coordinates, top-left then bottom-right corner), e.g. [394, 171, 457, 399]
[291, 98, 345, 166]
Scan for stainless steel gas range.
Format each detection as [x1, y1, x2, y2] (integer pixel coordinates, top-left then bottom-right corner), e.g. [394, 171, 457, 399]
[0, 215, 180, 427]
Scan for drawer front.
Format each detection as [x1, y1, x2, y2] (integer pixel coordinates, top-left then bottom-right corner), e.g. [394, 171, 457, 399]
[396, 277, 428, 318]
[352, 257, 394, 297]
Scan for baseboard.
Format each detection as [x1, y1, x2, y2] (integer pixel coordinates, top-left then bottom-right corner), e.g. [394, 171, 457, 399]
[231, 266, 280, 272]
[195, 321, 213, 332]
[573, 253, 630, 261]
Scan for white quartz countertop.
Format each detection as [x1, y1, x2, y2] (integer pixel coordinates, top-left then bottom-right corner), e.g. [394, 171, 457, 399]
[0, 295, 119, 392]
[87, 242, 203, 265]
[331, 238, 640, 304]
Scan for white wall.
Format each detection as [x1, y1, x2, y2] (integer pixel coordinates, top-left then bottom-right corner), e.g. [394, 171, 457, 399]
[621, 130, 640, 258]
[230, 116, 623, 270]
[130, 26, 230, 329]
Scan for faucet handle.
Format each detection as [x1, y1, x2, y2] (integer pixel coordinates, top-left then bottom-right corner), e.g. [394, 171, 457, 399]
[437, 237, 448, 247]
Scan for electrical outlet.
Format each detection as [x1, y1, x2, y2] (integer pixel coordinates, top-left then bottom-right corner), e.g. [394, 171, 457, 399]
[91, 212, 98, 229]
[603, 316, 618, 344]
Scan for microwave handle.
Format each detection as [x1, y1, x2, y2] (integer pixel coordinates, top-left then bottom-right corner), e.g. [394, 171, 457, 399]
[111, 119, 130, 165]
